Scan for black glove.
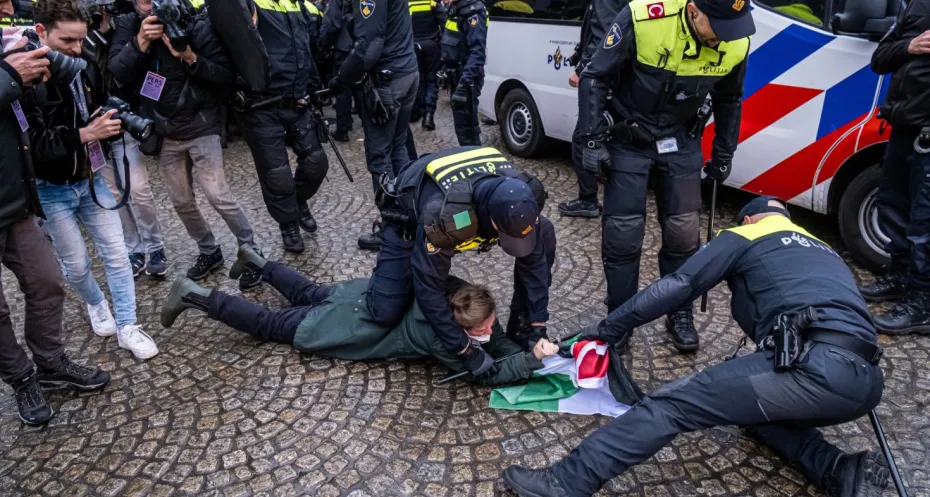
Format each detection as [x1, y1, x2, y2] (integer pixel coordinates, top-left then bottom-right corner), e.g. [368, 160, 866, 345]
[578, 322, 603, 342]
[452, 83, 470, 106]
[312, 108, 329, 142]
[704, 158, 732, 183]
[582, 144, 610, 183]
[327, 77, 345, 94]
[527, 325, 547, 346]
[460, 342, 495, 376]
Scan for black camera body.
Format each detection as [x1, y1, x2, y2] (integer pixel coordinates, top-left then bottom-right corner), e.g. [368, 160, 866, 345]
[152, 0, 195, 52]
[21, 29, 88, 84]
[100, 96, 154, 142]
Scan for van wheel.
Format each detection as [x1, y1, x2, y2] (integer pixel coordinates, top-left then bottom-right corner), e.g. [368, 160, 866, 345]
[498, 88, 546, 157]
[838, 165, 891, 272]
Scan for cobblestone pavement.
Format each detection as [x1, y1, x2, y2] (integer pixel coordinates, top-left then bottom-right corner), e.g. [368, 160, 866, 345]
[1, 101, 928, 497]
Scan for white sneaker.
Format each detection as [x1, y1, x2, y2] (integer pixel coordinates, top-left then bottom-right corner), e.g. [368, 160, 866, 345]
[87, 301, 117, 337]
[117, 325, 159, 360]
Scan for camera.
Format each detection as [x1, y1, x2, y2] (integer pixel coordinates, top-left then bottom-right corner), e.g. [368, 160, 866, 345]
[100, 96, 154, 141]
[152, 0, 194, 52]
[21, 29, 87, 84]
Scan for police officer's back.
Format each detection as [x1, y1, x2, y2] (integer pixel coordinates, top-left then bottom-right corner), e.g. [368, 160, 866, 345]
[442, 0, 487, 146]
[579, 0, 752, 353]
[409, 0, 445, 129]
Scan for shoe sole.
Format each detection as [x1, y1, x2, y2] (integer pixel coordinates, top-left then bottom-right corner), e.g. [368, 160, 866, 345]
[858, 452, 890, 497]
[93, 328, 117, 338]
[39, 378, 110, 391]
[187, 260, 224, 281]
[239, 279, 263, 291]
[131, 268, 145, 278]
[125, 346, 159, 360]
[358, 242, 381, 251]
[19, 406, 54, 426]
[145, 267, 168, 278]
[283, 245, 305, 254]
[672, 342, 700, 352]
[878, 324, 930, 336]
[299, 223, 318, 234]
[502, 471, 549, 497]
[862, 293, 905, 303]
[558, 208, 601, 218]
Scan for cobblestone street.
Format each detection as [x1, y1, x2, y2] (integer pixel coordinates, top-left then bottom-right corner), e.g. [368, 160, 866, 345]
[0, 101, 928, 497]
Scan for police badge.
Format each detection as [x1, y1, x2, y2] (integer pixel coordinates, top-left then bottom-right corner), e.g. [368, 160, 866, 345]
[361, 0, 375, 19]
[604, 23, 622, 49]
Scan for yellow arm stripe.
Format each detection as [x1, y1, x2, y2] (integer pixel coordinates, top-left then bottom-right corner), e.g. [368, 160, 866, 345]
[410, 5, 432, 13]
[435, 157, 510, 180]
[254, 0, 304, 13]
[426, 147, 503, 174]
[725, 216, 827, 244]
[445, 19, 458, 31]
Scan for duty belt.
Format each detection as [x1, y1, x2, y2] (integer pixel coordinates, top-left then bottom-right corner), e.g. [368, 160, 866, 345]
[762, 328, 883, 365]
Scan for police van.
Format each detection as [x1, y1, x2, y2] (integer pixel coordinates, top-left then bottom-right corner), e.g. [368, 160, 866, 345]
[480, 0, 903, 271]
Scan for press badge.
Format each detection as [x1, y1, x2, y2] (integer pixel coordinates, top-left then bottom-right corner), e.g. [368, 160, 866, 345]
[140, 72, 167, 101]
[656, 137, 678, 154]
[87, 140, 106, 172]
[11, 100, 28, 132]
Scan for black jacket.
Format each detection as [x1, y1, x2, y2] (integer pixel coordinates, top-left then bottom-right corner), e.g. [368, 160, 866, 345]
[252, 0, 321, 98]
[595, 215, 877, 347]
[321, 0, 354, 54]
[871, 0, 930, 129]
[108, 11, 233, 140]
[25, 52, 108, 185]
[0, 61, 43, 228]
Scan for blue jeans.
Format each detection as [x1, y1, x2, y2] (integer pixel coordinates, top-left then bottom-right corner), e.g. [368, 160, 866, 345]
[37, 175, 137, 328]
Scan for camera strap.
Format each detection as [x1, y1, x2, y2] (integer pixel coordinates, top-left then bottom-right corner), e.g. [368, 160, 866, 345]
[89, 135, 132, 211]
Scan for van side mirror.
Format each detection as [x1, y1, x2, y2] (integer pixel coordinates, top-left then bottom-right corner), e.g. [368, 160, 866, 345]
[831, 0, 901, 37]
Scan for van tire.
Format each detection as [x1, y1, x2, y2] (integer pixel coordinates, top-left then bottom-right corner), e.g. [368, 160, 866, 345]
[838, 165, 891, 273]
[498, 88, 546, 157]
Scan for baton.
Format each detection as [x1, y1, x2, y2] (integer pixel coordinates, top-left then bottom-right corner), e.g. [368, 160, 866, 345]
[700, 179, 718, 312]
[307, 90, 354, 183]
[437, 351, 524, 385]
[869, 410, 909, 497]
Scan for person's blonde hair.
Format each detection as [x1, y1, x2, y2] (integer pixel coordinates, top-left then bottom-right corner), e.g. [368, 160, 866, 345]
[449, 284, 496, 329]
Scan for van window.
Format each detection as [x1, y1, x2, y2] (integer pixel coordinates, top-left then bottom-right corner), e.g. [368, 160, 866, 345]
[489, 0, 587, 22]
[755, 0, 827, 27]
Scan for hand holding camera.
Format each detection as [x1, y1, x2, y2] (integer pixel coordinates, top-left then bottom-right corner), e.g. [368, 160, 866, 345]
[137, 15, 165, 52]
[80, 109, 122, 143]
[3, 37, 51, 86]
[161, 34, 196, 64]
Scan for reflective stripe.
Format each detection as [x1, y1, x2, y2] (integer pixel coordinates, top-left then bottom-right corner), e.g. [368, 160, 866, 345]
[426, 147, 502, 174]
[445, 18, 458, 31]
[189, 0, 204, 8]
[410, 1, 432, 13]
[253, 0, 304, 13]
[435, 157, 509, 180]
[305, 1, 322, 15]
[725, 216, 826, 244]
[455, 236, 498, 252]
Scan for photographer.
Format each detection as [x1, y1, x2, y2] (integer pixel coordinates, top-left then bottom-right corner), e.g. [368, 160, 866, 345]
[83, 0, 169, 278]
[0, 0, 110, 427]
[23, 0, 158, 360]
[109, 0, 262, 290]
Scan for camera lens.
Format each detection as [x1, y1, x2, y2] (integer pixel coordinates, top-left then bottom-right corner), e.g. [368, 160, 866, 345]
[120, 113, 154, 142]
[45, 49, 88, 83]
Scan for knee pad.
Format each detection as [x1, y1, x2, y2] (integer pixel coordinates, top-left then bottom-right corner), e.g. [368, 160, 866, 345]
[265, 166, 295, 196]
[602, 214, 645, 261]
[662, 211, 701, 254]
[301, 148, 330, 180]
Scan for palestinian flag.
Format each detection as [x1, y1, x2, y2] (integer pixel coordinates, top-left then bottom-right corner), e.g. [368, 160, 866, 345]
[489, 335, 643, 417]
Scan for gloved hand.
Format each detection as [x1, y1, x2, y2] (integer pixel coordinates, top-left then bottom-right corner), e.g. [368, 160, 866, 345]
[327, 76, 345, 94]
[578, 322, 603, 342]
[704, 158, 732, 183]
[460, 342, 495, 376]
[312, 108, 329, 142]
[582, 144, 610, 183]
[452, 83, 470, 107]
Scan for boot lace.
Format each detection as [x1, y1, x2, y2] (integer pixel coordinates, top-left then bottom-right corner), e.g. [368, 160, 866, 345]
[51, 356, 96, 379]
[192, 253, 218, 272]
[15, 377, 45, 410]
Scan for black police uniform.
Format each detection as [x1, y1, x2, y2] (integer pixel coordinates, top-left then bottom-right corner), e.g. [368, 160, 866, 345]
[320, 0, 355, 138]
[366, 147, 556, 372]
[508, 211, 886, 497]
[864, 0, 930, 334]
[443, 0, 487, 146]
[409, 0, 445, 129]
[579, 0, 749, 343]
[236, 0, 330, 252]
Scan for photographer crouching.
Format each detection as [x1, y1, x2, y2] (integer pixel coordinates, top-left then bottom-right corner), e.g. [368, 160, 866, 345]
[22, 0, 158, 359]
[109, 0, 263, 290]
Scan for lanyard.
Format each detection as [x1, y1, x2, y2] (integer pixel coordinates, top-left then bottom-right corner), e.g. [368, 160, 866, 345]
[69, 74, 89, 123]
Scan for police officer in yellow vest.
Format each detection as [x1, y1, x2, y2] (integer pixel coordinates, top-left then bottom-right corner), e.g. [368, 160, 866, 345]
[366, 146, 556, 376]
[580, 0, 752, 352]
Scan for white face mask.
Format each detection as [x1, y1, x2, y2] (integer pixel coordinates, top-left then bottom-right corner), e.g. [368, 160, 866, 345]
[470, 334, 491, 344]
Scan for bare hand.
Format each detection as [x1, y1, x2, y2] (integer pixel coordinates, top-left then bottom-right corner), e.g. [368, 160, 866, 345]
[533, 339, 559, 360]
[908, 30, 930, 55]
[161, 34, 196, 63]
[136, 16, 164, 52]
[80, 109, 122, 143]
[3, 37, 51, 86]
[568, 72, 579, 88]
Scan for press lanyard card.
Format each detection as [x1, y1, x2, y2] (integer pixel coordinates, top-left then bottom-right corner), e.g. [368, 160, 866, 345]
[11, 100, 28, 132]
[87, 140, 107, 172]
[141, 72, 167, 101]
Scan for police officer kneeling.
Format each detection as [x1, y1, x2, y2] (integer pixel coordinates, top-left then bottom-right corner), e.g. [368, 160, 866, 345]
[504, 197, 890, 497]
[580, 0, 750, 352]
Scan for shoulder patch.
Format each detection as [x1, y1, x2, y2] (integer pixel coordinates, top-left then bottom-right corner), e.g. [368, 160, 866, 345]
[426, 242, 441, 254]
[603, 23, 622, 49]
[646, 2, 665, 18]
[468, 14, 478, 26]
[360, 0, 375, 18]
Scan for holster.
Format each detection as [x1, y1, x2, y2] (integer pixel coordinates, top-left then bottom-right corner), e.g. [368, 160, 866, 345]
[360, 76, 394, 125]
[612, 118, 655, 148]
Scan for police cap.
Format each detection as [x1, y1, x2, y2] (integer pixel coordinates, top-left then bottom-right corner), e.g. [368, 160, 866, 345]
[692, 0, 755, 42]
[488, 179, 540, 258]
[737, 195, 790, 225]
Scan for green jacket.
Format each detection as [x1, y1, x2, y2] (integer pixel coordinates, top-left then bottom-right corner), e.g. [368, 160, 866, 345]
[293, 279, 545, 386]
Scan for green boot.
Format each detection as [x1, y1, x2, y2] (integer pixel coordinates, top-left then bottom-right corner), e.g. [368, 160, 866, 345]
[229, 244, 267, 280]
[161, 278, 212, 328]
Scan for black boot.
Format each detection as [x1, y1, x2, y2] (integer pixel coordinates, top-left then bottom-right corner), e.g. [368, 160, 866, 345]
[422, 112, 435, 130]
[11, 373, 53, 426]
[37, 356, 110, 391]
[358, 221, 384, 251]
[281, 223, 305, 253]
[859, 270, 907, 302]
[503, 466, 569, 497]
[666, 306, 699, 352]
[505, 312, 532, 350]
[332, 129, 349, 142]
[873, 289, 930, 335]
[298, 204, 318, 233]
[161, 278, 213, 328]
[822, 451, 889, 497]
[186, 248, 224, 280]
[558, 199, 601, 218]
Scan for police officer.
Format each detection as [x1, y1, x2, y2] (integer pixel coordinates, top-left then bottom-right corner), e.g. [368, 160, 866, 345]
[862, 0, 930, 335]
[319, 0, 354, 141]
[580, 0, 751, 352]
[503, 197, 891, 497]
[441, 0, 486, 146]
[326, 0, 418, 251]
[409, 0, 444, 130]
[235, 0, 330, 254]
[558, 0, 626, 218]
[367, 146, 557, 374]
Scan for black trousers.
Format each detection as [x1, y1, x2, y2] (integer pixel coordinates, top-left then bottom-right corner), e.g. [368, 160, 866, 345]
[571, 121, 599, 204]
[332, 51, 354, 133]
[452, 75, 483, 146]
[551, 342, 884, 496]
[207, 261, 331, 343]
[0, 217, 66, 384]
[357, 71, 419, 194]
[602, 134, 702, 312]
[877, 126, 930, 289]
[414, 38, 441, 115]
[237, 106, 329, 225]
